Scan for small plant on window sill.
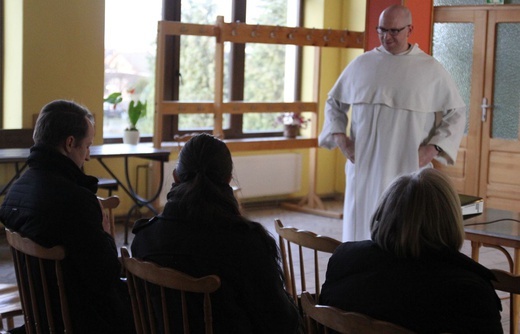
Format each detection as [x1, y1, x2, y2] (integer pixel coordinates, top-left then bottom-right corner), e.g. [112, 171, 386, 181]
[276, 112, 310, 139]
[103, 90, 147, 131]
[276, 112, 310, 128]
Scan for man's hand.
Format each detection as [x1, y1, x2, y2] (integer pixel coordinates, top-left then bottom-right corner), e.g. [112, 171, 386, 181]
[419, 144, 439, 167]
[333, 133, 355, 163]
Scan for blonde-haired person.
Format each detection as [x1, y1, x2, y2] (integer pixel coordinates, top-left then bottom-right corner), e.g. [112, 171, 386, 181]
[320, 168, 502, 334]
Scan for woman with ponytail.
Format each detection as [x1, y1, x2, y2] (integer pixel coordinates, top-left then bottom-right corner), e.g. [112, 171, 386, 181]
[131, 133, 301, 333]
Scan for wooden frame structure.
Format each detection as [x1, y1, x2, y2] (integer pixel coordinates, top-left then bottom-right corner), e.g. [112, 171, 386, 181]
[154, 16, 364, 217]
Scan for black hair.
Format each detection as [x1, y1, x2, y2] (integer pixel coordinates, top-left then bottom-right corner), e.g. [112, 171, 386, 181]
[33, 100, 94, 148]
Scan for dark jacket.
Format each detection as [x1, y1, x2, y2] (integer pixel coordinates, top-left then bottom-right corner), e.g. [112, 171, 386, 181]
[131, 200, 302, 334]
[0, 145, 134, 334]
[320, 240, 503, 334]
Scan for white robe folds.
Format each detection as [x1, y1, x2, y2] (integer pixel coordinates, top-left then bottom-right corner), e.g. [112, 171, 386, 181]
[319, 45, 466, 242]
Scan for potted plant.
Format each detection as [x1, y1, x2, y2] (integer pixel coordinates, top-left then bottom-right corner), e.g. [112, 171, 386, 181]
[124, 99, 147, 144]
[104, 91, 147, 145]
[276, 112, 310, 138]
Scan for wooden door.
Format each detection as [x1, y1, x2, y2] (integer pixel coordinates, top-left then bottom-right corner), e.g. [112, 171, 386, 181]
[432, 7, 487, 195]
[433, 6, 520, 211]
[479, 8, 520, 211]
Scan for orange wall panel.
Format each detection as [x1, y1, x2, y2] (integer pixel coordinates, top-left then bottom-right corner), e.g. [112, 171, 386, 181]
[365, 0, 433, 54]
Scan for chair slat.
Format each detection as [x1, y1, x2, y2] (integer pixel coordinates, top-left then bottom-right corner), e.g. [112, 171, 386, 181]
[5, 229, 72, 333]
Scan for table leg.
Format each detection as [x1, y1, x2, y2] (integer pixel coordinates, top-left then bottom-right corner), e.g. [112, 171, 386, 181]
[470, 241, 481, 262]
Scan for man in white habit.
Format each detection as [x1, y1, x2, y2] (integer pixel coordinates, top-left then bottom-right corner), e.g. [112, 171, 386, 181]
[318, 4, 466, 241]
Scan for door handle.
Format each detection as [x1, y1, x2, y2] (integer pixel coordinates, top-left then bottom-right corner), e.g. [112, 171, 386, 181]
[481, 97, 493, 122]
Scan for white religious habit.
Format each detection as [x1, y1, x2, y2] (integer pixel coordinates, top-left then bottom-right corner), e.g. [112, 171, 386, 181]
[319, 44, 466, 242]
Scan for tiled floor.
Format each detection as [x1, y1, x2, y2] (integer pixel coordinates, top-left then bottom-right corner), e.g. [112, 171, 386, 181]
[0, 200, 515, 332]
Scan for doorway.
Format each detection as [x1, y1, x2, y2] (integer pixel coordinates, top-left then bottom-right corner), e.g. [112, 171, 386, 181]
[432, 5, 520, 211]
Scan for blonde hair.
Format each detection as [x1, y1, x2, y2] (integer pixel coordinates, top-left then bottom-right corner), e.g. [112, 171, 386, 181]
[370, 168, 464, 258]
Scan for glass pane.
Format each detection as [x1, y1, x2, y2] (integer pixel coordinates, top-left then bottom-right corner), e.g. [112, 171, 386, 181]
[104, 0, 161, 138]
[435, 0, 520, 5]
[178, 114, 231, 130]
[243, 0, 297, 133]
[432, 23, 474, 134]
[178, 1, 231, 130]
[492, 23, 520, 140]
[179, 36, 215, 102]
[181, 0, 231, 24]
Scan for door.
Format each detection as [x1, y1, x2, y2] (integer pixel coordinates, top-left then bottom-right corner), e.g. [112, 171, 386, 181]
[432, 6, 520, 211]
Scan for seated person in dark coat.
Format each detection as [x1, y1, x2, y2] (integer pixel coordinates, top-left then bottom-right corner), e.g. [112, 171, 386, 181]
[0, 100, 134, 333]
[320, 168, 502, 334]
[131, 133, 302, 334]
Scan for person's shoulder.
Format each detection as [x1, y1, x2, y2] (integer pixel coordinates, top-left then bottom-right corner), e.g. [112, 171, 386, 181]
[331, 240, 383, 264]
[335, 239, 377, 253]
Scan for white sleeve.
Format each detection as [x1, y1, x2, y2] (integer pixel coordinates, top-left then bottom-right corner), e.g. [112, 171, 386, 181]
[429, 106, 466, 166]
[318, 97, 350, 150]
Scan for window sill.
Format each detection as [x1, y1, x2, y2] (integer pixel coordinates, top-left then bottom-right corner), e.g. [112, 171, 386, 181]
[161, 136, 317, 152]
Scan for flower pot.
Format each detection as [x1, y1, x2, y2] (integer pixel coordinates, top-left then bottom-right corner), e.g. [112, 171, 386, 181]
[123, 129, 140, 145]
[283, 125, 299, 138]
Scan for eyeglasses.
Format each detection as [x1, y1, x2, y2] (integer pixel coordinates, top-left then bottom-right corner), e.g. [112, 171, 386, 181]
[376, 25, 410, 36]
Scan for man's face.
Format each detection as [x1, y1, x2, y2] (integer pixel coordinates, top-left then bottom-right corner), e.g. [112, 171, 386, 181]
[378, 11, 412, 55]
[68, 119, 94, 169]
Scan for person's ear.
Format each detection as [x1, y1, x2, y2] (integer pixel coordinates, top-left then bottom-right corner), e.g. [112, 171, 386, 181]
[173, 168, 180, 183]
[63, 135, 75, 154]
[407, 24, 414, 36]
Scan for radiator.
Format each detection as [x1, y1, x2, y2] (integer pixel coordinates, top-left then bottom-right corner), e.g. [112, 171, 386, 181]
[158, 153, 302, 206]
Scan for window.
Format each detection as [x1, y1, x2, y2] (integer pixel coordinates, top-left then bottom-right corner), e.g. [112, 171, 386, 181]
[104, 0, 302, 142]
[103, 0, 162, 141]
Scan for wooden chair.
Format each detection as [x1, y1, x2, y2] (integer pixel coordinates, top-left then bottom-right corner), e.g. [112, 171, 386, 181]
[300, 292, 415, 334]
[98, 195, 121, 238]
[5, 228, 72, 333]
[274, 219, 341, 304]
[120, 247, 221, 334]
[0, 283, 23, 331]
[490, 268, 520, 334]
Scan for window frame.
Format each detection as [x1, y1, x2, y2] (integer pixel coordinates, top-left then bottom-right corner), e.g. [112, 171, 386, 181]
[160, 0, 303, 141]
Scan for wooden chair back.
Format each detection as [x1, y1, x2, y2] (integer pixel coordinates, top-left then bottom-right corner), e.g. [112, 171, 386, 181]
[300, 292, 415, 334]
[274, 219, 341, 304]
[5, 228, 72, 334]
[98, 195, 120, 238]
[490, 268, 520, 334]
[120, 247, 221, 334]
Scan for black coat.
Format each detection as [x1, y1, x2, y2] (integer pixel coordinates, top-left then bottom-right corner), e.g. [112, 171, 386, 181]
[320, 240, 503, 334]
[131, 206, 302, 334]
[0, 146, 134, 334]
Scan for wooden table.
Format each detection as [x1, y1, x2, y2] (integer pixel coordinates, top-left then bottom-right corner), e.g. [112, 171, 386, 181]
[464, 208, 520, 334]
[0, 144, 172, 244]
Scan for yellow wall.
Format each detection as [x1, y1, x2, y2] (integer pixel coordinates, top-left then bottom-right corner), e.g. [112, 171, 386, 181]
[309, 0, 366, 196]
[3, 0, 367, 215]
[5, 0, 105, 133]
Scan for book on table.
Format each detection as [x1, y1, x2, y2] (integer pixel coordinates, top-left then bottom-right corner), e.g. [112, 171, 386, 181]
[459, 194, 484, 218]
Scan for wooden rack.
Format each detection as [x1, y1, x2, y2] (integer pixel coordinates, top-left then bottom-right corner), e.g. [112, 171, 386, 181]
[154, 16, 364, 218]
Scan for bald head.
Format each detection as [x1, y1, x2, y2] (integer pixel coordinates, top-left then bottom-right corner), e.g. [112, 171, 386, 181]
[378, 5, 413, 54]
[379, 5, 412, 26]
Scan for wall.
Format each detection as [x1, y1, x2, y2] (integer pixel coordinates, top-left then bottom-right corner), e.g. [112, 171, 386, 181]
[311, 0, 366, 196]
[2, 0, 371, 216]
[5, 0, 105, 134]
